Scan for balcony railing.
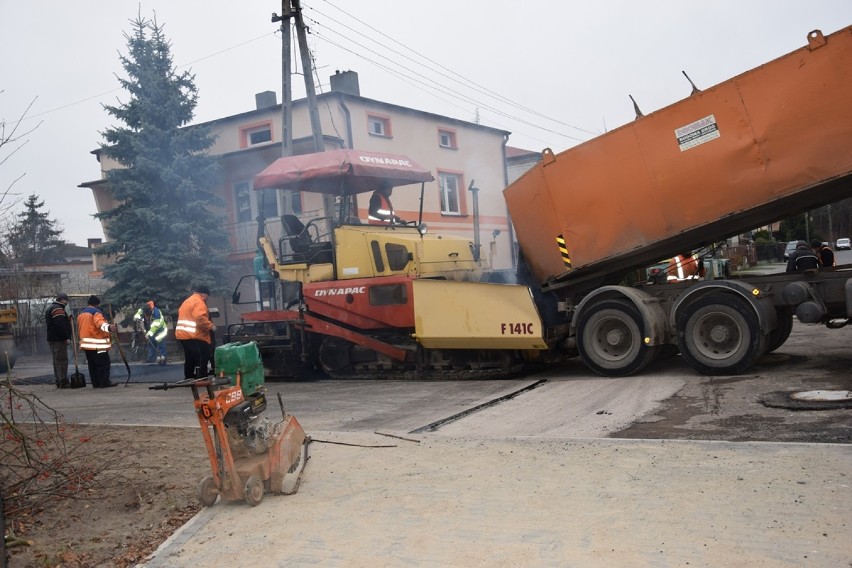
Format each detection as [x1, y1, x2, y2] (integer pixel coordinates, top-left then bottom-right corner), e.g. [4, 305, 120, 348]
[226, 209, 327, 255]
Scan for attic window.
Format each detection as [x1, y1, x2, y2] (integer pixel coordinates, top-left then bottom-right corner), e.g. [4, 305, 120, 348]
[367, 114, 392, 138]
[249, 128, 272, 145]
[438, 129, 457, 149]
[240, 122, 273, 148]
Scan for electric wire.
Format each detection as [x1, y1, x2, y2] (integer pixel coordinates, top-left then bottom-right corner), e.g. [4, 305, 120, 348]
[18, 31, 276, 123]
[16, 8, 579, 147]
[306, 23, 585, 144]
[306, 0, 597, 138]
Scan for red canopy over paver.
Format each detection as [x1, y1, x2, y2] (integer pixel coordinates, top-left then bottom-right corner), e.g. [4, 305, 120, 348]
[253, 149, 434, 195]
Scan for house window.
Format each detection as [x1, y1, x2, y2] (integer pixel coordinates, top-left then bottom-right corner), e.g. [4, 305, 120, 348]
[367, 114, 391, 138]
[438, 129, 457, 149]
[438, 172, 463, 215]
[282, 190, 302, 215]
[240, 122, 273, 148]
[235, 181, 279, 223]
[257, 188, 279, 218]
[235, 182, 253, 223]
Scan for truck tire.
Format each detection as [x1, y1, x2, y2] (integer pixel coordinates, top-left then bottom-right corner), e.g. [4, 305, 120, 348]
[676, 292, 767, 375]
[576, 299, 657, 377]
[766, 306, 794, 353]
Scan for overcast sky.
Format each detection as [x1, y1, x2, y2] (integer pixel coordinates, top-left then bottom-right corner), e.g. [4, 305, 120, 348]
[2, 1, 850, 246]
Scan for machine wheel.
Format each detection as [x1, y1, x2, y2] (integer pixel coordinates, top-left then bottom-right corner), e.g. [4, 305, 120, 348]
[244, 475, 264, 507]
[197, 476, 218, 507]
[318, 338, 353, 373]
[765, 306, 794, 353]
[576, 299, 657, 377]
[676, 292, 767, 375]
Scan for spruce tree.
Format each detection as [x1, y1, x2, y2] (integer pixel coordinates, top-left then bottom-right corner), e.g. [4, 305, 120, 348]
[97, 14, 226, 316]
[7, 193, 65, 264]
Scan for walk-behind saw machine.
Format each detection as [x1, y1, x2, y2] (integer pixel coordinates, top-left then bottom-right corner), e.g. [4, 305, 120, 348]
[151, 342, 309, 506]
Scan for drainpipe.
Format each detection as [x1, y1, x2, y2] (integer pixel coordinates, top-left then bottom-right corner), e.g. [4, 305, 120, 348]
[468, 180, 481, 263]
[501, 134, 516, 269]
[338, 92, 353, 149]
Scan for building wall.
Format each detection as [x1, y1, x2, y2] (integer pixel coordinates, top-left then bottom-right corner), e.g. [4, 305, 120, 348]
[87, 76, 518, 320]
[205, 88, 514, 270]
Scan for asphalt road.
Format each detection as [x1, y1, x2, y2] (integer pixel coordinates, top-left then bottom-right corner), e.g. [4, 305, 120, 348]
[7, 302, 851, 567]
[10, 361, 684, 437]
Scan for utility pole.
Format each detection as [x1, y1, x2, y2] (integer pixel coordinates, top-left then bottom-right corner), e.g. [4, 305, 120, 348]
[272, 1, 294, 222]
[272, 0, 333, 251]
[272, 1, 293, 158]
[292, 0, 335, 225]
[292, 0, 325, 154]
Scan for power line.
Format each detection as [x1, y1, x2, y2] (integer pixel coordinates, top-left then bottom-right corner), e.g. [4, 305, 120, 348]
[306, 0, 597, 139]
[17, 32, 276, 123]
[306, 20, 587, 144]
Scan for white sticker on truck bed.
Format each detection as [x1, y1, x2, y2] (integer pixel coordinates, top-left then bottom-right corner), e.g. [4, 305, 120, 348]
[675, 114, 720, 151]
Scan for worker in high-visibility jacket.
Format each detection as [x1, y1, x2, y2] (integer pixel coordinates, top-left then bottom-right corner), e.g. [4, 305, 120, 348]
[368, 185, 403, 224]
[134, 300, 168, 365]
[77, 295, 117, 388]
[667, 253, 705, 282]
[175, 285, 216, 380]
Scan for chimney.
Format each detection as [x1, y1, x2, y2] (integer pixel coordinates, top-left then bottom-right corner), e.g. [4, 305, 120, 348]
[255, 91, 278, 110]
[330, 70, 360, 96]
[87, 238, 102, 249]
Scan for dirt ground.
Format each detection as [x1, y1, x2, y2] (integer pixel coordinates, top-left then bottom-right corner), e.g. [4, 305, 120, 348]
[5, 426, 208, 568]
[5, 322, 850, 567]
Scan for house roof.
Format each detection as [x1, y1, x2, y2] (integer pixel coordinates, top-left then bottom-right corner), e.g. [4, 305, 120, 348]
[505, 145, 541, 158]
[198, 90, 511, 138]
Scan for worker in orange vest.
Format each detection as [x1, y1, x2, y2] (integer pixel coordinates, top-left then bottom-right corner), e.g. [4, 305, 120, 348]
[668, 253, 705, 281]
[175, 284, 216, 379]
[77, 295, 117, 388]
[368, 185, 403, 224]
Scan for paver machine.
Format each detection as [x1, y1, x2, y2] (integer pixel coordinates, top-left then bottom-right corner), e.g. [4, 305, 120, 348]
[226, 149, 547, 380]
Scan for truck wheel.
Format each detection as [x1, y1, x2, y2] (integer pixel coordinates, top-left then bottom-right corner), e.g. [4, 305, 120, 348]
[677, 292, 767, 375]
[244, 475, 264, 507]
[765, 306, 794, 353]
[576, 299, 657, 377]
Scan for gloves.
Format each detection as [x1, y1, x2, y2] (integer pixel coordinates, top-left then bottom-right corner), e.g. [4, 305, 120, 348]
[145, 331, 153, 338]
[133, 313, 142, 321]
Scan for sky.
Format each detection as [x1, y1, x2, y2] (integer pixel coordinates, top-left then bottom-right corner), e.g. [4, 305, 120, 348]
[1, 1, 850, 246]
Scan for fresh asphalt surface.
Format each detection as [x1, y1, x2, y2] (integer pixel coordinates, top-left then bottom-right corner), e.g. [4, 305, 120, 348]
[10, 353, 852, 566]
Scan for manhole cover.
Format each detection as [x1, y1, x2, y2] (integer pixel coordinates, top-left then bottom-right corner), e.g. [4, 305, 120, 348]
[760, 390, 852, 410]
[790, 390, 851, 402]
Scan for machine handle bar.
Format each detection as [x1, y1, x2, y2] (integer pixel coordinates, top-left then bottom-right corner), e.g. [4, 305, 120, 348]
[148, 376, 232, 391]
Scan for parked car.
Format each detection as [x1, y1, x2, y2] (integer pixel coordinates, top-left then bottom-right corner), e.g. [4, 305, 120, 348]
[783, 241, 800, 260]
[836, 237, 851, 250]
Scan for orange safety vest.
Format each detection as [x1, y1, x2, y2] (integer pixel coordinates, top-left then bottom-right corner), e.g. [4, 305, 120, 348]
[77, 307, 112, 351]
[668, 255, 702, 281]
[368, 192, 395, 224]
[175, 293, 213, 343]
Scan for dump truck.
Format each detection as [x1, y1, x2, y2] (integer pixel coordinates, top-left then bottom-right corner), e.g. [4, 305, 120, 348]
[229, 26, 852, 379]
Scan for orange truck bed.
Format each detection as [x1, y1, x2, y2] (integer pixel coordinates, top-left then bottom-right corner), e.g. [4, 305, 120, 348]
[505, 27, 852, 291]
